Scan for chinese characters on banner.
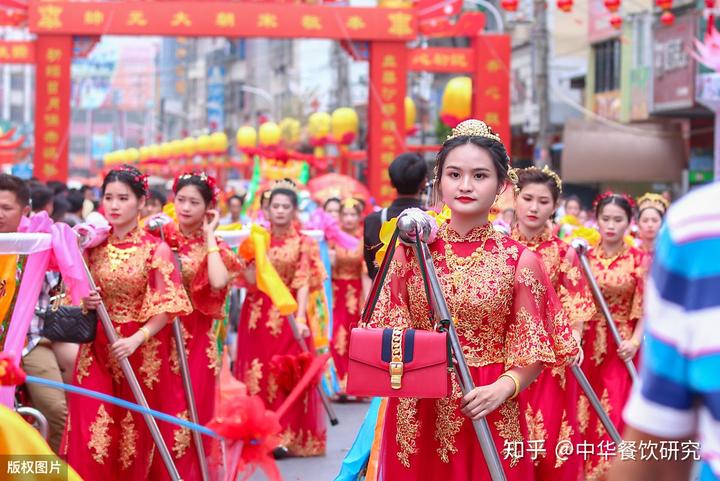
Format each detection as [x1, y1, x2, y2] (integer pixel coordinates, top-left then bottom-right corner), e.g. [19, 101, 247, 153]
[472, 35, 511, 155]
[0, 41, 35, 64]
[29, 2, 416, 41]
[368, 42, 407, 206]
[34, 36, 71, 181]
[408, 47, 474, 73]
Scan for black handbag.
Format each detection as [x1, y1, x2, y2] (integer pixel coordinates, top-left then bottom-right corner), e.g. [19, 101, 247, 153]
[39, 306, 97, 343]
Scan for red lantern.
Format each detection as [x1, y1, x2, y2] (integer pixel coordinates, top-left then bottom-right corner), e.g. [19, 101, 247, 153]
[610, 14, 623, 28]
[604, 0, 621, 12]
[706, 0, 714, 7]
[501, 0, 519, 11]
[660, 10, 675, 25]
[655, 0, 672, 9]
[557, 0, 573, 12]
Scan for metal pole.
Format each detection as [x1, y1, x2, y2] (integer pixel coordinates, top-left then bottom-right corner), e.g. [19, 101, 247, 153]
[413, 240, 507, 481]
[16, 406, 49, 440]
[572, 240, 639, 384]
[79, 260, 181, 481]
[287, 314, 339, 426]
[533, 0, 551, 168]
[570, 365, 622, 444]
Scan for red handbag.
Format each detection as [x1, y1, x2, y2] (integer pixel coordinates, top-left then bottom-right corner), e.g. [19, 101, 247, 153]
[346, 327, 451, 398]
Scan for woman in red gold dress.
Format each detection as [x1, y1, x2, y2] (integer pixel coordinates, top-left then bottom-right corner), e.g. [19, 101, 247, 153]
[329, 198, 370, 394]
[580, 193, 646, 481]
[234, 181, 327, 457]
[635, 192, 669, 258]
[364, 120, 577, 481]
[63, 166, 193, 481]
[511, 166, 596, 481]
[147, 172, 244, 476]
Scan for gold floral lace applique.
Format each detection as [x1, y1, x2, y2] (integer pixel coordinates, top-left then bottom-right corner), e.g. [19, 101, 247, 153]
[494, 400, 522, 467]
[140, 336, 161, 390]
[434, 386, 464, 463]
[596, 389, 612, 438]
[119, 411, 138, 470]
[267, 372, 278, 404]
[333, 325, 349, 357]
[245, 358, 263, 396]
[248, 302, 262, 330]
[266, 305, 283, 337]
[88, 405, 114, 464]
[577, 395, 590, 434]
[346, 284, 359, 316]
[441, 223, 496, 243]
[206, 327, 219, 375]
[592, 319, 607, 366]
[75, 343, 93, 384]
[556, 410, 574, 468]
[396, 398, 421, 468]
[173, 410, 191, 459]
[524, 404, 548, 464]
[107, 244, 137, 273]
[279, 428, 326, 457]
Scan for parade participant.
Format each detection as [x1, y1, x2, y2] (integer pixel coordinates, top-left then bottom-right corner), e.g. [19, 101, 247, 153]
[323, 197, 342, 222]
[220, 194, 245, 225]
[580, 192, 646, 481]
[141, 188, 167, 219]
[150, 172, 244, 457]
[511, 166, 596, 481]
[608, 183, 720, 481]
[234, 179, 327, 457]
[635, 193, 669, 257]
[328, 198, 370, 395]
[363, 120, 576, 481]
[363, 152, 427, 280]
[63, 165, 194, 481]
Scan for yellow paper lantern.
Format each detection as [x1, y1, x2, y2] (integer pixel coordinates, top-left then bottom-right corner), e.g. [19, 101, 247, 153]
[148, 144, 161, 160]
[103, 153, 112, 165]
[258, 122, 281, 148]
[331, 107, 359, 145]
[180, 137, 197, 157]
[279, 118, 301, 145]
[405, 97, 417, 133]
[307, 112, 331, 145]
[126, 148, 140, 163]
[378, 0, 413, 7]
[197, 134, 213, 154]
[440, 76, 472, 128]
[139, 146, 151, 162]
[159, 143, 173, 160]
[168, 140, 184, 158]
[210, 132, 229, 154]
[236, 126, 257, 149]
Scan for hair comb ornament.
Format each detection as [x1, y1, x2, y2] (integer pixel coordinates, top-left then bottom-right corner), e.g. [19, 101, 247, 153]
[272, 178, 298, 193]
[173, 171, 220, 202]
[636, 192, 669, 215]
[113, 165, 148, 192]
[446, 119, 503, 144]
[592, 191, 636, 210]
[510, 165, 562, 195]
[342, 198, 361, 211]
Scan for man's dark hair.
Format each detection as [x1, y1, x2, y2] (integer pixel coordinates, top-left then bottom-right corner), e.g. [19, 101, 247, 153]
[30, 185, 54, 213]
[66, 189, 85, 214]
[0, 174, 30, 207]
[46, 180, 67, 196]
[148, 188, 167, 206]
[228, 194, 245, 205]
[389, 152, 427, 196]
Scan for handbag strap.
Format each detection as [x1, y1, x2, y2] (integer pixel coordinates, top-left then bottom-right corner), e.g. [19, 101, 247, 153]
[360, 226, 400, 326]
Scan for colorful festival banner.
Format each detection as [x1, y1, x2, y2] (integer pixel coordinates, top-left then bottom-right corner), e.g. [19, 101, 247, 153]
[472, 35, 511, 155]
[368, 41, 407, 206]
[29, 2, 417, 40]
[33, 35, 72, 182]
[408, 47, 474, 73]
[0, 40, 35, 64]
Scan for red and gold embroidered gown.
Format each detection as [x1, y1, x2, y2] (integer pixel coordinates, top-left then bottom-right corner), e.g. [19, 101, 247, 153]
[329, 237, 365, 391]
[365, 223, 576, 481]
[233, 226, 328, 456]
[511, 226, 596, 481]
[147, 222, 244, 477]
[62, 227, 193, 481]
[579, 245, 645, 481]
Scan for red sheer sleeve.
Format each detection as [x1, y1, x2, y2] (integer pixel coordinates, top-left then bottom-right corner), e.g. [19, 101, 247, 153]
[139, 241, 193, 323]
[506, 248, 577, 369]
[629, 251, 646, 323]
[190, 240, 245, 318]
[558, 244, 596, 331]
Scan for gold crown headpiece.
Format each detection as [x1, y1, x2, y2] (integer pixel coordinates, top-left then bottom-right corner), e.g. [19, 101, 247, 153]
[341, 198, 362, 211]
[509, 165, 562, 195]
[446, 119, 502, 144]
[636, 192, 669, 215]
[272, 178, 298, 193]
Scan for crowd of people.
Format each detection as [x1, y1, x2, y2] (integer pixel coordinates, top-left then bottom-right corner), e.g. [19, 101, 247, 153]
[0, 117, 717, 481]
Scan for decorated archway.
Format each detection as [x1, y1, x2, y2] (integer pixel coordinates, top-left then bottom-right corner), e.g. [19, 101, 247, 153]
[24, 0, 510, 205]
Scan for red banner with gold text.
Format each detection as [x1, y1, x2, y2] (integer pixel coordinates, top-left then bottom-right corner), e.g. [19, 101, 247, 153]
[472, 35, 511, 157]
[367, 41, 407, 206]
[33, 35, 71, 182]
[0, 41, 35, 64]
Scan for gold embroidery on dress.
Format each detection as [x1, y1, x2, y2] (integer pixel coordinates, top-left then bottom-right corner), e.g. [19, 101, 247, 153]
[494, 400, 522, 467]
[506, 307, 556, 368]
[266, 305, 283, 337]
[170, 323, 191, 375]
[592, 319, 607, 366]
[206, 326, 219, 375]
[279, 427, 327, 456]
[248, 302, 262, 330]
[119, 411, 138, 470]
[551, 365, 567, 390]
[518, 266, 547, 300]
[556, 410, 574, 468]
[346, 284, 359, 316]
[434, 396, 464, 463]
[396, 398, 420, 468]
[76, 343, 92, 384]
[267, 372, 278, 404]
[333, 325, 348, 357]
[107, 244, 137, 272]
[140, 336, 161, 390]
[88, 405, 114, 464]
[245, 358, 263, 396]
[524, 404, 548, 464]
[596, 389, 612, 437]
[577, 395, 590, 434]
[173, 410, 191, 459]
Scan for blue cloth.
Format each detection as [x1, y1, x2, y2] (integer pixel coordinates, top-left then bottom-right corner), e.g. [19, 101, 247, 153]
[334, 398, 382, 481]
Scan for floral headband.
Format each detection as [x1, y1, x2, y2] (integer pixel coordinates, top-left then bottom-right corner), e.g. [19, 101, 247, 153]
[508, 165, 562, 195]
[173, 171, 220, 203]
[592, 191, 636, 210]
[113, 165, 148, 192]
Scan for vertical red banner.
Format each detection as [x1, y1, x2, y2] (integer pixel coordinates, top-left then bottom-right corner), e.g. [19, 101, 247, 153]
[34, 35, 72, 182]
[471, 35, 511, 156]
[368, 41, 407, 207]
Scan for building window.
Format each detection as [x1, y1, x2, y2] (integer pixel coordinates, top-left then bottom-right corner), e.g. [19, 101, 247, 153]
[594, 39, 621, 93]
[72, 110, 87, 123]
[70, 137, 87, 154]
[10, 105, 24, 123]
[10, 72, 24, 90]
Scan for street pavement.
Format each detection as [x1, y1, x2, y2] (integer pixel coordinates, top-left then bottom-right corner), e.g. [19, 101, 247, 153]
[249, 401, 370, 481]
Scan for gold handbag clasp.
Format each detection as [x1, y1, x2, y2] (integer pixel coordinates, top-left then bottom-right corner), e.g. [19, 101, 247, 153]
[389, 328, 404, 389]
